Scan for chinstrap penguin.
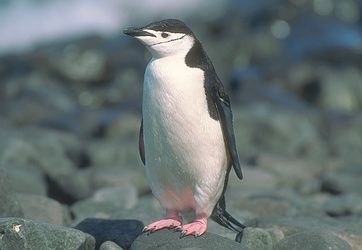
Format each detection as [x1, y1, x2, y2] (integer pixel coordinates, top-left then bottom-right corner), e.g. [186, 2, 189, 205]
[123, 19, 245, 239]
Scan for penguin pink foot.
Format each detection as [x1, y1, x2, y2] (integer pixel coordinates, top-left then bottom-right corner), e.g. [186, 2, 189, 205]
[178, 215, 207, 238]
[143, 209, 182, 234]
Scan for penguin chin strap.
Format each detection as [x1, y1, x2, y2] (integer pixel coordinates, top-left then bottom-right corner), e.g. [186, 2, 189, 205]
[148, 34, 186, 47]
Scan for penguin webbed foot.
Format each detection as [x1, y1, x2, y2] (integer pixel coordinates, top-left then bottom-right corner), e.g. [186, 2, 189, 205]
[177, 215, 207, 238]
[143, 218, 182, 234]
[175, 226, 199, 238]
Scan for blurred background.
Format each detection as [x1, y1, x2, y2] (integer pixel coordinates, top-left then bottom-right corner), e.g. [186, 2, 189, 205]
[0, 0, 362, 239]
[1, 0, 361, 162]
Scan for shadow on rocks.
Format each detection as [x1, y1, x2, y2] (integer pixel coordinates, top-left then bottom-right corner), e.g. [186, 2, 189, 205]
[74, 218, 143, 250]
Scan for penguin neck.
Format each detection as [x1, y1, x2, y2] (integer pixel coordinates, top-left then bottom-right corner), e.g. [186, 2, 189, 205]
[149, 48, 187, 60]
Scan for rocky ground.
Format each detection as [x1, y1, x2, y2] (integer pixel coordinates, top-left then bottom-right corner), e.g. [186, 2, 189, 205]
[1, 0, 362, 249]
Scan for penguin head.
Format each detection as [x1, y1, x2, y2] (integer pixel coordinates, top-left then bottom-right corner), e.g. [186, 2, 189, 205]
[124, 19, 196, 58]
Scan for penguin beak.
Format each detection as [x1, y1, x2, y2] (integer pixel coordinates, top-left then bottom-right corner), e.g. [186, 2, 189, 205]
[123, 27, 156, 38]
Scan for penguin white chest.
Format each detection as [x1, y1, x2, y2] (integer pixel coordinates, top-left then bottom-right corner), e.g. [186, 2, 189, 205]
[143, 57, 227, 212]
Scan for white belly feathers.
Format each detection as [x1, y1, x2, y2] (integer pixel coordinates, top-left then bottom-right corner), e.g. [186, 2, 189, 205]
[142, 56, 227, 214]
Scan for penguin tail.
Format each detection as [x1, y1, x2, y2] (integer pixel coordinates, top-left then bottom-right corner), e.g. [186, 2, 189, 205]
[210, 196, 245, 233]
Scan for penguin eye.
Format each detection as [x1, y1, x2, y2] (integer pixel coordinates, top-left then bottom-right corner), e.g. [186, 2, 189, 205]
[161, 32, 169, 38]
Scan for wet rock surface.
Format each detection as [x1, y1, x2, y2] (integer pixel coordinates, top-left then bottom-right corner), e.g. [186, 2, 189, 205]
[0, 0, 362, 249]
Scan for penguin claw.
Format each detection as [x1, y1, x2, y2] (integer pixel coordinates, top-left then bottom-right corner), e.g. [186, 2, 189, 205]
[180, 230, 187, 238]
[178, 217, 207, 238]
[174, 226, 182, 231]
[146, 226, 156, 235]
[143, 218, 183, 235]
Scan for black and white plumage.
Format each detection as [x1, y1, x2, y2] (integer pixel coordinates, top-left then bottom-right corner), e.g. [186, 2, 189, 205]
[124, 19, 244, 238]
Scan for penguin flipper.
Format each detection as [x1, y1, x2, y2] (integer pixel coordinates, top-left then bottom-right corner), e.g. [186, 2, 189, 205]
[139, 119, 145, 165]
[214, 85, 243, 180]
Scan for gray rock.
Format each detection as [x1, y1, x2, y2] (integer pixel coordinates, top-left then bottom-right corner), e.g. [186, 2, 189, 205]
[324, 193, 362, 217]
[86, 139, 142, 170]
[17, 193, 71, 226]
[246, 215, 335, 235]
[273, 230, 352, 250]
[233, 196, 291, 218]
[226, 166, 280, 218]
[207, 213, 251, 241]
[74, 218, 143, 250]
[230, 69, 310, 111]
[3, 164, 47, 195]
[228, 166, 279, 192]
[321, 164, 362, 195]
[71, 185, 138, 221]
[2, 72, 78, 125]
[0, 217, 95, 250]
[303, 193, 331, 215]
[100, 241, 124, 250]
[52, 166, 148, 201]
[130, 229, 248, 250]
[107, 67, 143, 105]
[0, 167, 23, 217]
[101, 111, 141, 140]
[238, 228, 271, 250]
[50, 45, 107, 83]
[257, 153, 324, 190]
[246, 215, 362, 248]
[0, 127, 78, 176]
[265, 228, 284, 245]
[228, 187, 307, 218]
[110, 195, 164, 227]
[50, 169, 90, 201]
[327, 115, 362, 163]
[318, 66, 362, 113]
[232, 104, 326, 159]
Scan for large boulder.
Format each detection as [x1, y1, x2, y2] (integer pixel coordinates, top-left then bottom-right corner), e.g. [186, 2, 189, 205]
[0, 217, 95, 250]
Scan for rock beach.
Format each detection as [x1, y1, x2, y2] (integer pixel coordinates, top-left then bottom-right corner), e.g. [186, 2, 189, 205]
[0, 0, 361, 249]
